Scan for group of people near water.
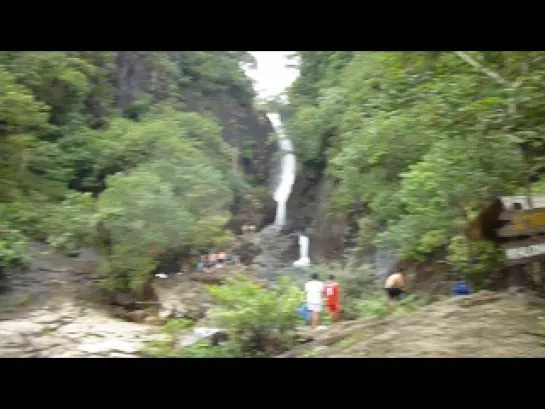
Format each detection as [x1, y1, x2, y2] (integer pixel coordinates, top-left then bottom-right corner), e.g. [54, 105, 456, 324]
[300, 268, 471, 329]
[241, 224, 257, 234]
[195, 251, 240, 273]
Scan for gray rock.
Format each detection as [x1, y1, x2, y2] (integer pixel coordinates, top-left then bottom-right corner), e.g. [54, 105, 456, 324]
[29, 336, 64, 351]
[32, 313, 63, 324]
[177, 327, 228, 349]
[78, 339, 141, 355]
[0, 321, 43, 335]
[109, 353, 137, 358]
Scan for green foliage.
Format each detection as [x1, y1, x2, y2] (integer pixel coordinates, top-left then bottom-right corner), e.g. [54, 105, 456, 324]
[141, 318, 195, 357]
[357, 294, 425, 319]
[447, 235, 505, 290]
[206, 274, 304, 356]
[0, 51, 266, 292]
[0, 227, 30, 273]
[287, 51, 545, 281]
[178, 340, 239, 358]
[162, 318, 195, 335]
[45, 192, 97, 254]
[99, 244, 158, 293]
[0, 197, 52, 240]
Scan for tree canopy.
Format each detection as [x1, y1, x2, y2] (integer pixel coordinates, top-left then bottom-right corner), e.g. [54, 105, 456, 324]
[0, 51, 259, 292]
[285, 51, 545, 263]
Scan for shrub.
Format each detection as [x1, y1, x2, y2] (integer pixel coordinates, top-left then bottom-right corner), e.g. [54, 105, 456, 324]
[0, 200, 51, 240]
[141, 318, 195, 357]
[206, 274, 304, 357]
[447, 235, 505, 290]
[99, 244, 158, 294]
[0, 227, 30, 275]
[179, 340, 239, 358]
[45, 191, 98, 254]
[142, 274, 306, 358]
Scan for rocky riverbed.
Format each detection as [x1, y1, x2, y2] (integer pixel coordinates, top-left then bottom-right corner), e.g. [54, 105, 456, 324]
[0, 303, 165, 357]
[0, 227, 308, 358]
[0, 238, 270, 358]
[0, 242, 201, 358]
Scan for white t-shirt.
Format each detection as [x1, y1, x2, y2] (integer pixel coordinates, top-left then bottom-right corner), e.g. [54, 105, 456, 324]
[305, 280, 324, 305]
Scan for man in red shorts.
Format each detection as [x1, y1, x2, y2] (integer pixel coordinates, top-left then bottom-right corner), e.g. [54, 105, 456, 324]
[324, 274, 341, 322]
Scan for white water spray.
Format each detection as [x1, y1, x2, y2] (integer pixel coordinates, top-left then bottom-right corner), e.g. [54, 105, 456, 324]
[293, 234, 310, 268]
[267, 113, 296, 227]
[266, 112, 311, 268]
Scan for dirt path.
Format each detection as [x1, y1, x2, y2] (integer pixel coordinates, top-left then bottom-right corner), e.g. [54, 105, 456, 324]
[285, 291, 545, 358]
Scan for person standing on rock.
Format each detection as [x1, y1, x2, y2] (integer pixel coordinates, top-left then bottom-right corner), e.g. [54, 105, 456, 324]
[384, 270, 406, 312]
[305, 273, 325, 329]
[324, 274, 341, 322]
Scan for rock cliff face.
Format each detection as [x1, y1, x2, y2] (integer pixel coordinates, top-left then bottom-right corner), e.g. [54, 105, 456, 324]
[188, 96, 276, 186]
[115, 52, 276, 182]
[114, 51, 278, 228]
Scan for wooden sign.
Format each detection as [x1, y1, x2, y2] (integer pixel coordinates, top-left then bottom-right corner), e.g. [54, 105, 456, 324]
[503, 236, 545, 266]
[497, 208, 545, 238]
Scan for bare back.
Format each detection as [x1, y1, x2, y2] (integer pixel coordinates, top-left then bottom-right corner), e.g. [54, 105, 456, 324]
[385, 273, 405, 289]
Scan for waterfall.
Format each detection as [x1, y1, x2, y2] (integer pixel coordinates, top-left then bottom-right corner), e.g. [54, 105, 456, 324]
[267, 113, 296, 227]
[266, 112, 311, 268]
[293, 234, 310, 268]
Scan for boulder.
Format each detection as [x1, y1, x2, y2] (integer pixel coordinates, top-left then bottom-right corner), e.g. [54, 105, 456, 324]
[125, 310, 147, 323]
[152, 277, 211, 321]
[176, 327, 229, 349]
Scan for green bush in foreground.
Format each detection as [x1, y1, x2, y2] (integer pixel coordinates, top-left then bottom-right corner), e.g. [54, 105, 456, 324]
[206, 274, 304, 357]
[141, 318, 196, 357]
[0, 227, 30, 275]
[143, 274, 305, 358]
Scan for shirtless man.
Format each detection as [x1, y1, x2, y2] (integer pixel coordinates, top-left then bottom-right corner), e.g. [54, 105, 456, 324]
[384, 270, 406, 312]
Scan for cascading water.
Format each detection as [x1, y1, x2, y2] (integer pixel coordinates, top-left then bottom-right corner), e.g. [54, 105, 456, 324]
[266, 112, 310, 268]
[293, 233, 310, 268]
[267, 113, 296, 227]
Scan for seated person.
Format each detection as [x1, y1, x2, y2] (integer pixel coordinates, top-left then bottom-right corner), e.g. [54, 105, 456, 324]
[207, 253, 217, 271]
[216, 251, 227, 268]
[196, 255, 207, 272]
